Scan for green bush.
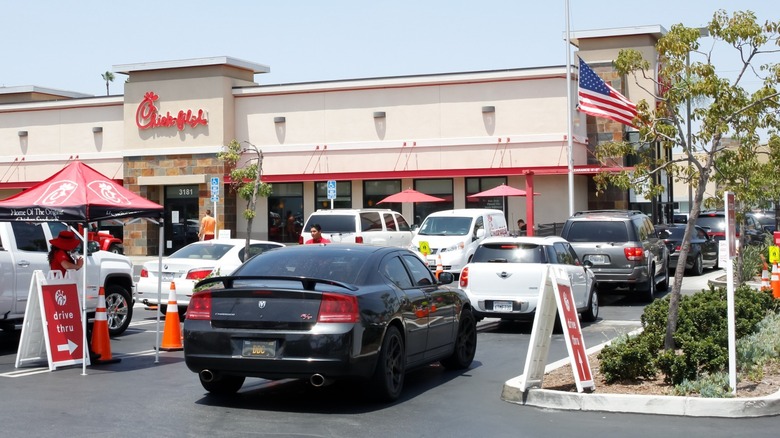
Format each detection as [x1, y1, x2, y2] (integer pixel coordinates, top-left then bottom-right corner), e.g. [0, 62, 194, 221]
[598, 284, 778, 390]
[738, 239, 767, 282]
[598, 334, 658, 383]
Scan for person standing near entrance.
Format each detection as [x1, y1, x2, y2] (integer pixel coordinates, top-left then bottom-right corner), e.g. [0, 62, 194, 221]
[304, 224, 331, 244]
[199, 209, 216, 241]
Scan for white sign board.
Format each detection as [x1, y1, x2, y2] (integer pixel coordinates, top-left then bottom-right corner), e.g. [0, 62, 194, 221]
[16, 270, 89, 371]
[516, 265, 594, 393]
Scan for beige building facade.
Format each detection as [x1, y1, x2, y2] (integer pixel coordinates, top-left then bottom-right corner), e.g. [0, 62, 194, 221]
[0, 27, 670, 256]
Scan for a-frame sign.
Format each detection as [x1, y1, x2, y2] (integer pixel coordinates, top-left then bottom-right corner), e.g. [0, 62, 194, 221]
[16, 270, 89, 370]
[517, 265, 594, 393]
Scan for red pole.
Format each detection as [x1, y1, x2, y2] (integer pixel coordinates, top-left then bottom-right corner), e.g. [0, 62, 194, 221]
[525, 171, 535, 236]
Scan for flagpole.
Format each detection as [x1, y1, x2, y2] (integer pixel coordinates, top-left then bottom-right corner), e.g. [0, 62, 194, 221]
[565, 0, 575, 216]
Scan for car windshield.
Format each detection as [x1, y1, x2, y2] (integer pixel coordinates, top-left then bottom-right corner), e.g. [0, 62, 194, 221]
[169, 242, 233, 260]
[235, 249, 366, 283]
[565, 221, 628, 243]
[304, 215, 355, 233]
[696, 215, 745, 233]
[658, 227, 686, 240]
[418, 217, 472, 236]
[471, 243, 547, 263]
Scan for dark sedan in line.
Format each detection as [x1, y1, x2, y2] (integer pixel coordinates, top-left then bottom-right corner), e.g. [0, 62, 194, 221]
[183, 244, 477, 402]
[655, 224, 719, 276]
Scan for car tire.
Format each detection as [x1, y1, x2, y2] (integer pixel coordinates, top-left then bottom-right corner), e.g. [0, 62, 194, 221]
[657, 261, 669, 292]
[369, 325, 405, 402]
[200, 373, 245, 395]
[690, 253, 704, 276]
[108, 244, 122, 254]
[581, 287, 599, 323]
[440, 309, 477, 370]
[105, 284, 133, 336]
[638, 266, 656, 303]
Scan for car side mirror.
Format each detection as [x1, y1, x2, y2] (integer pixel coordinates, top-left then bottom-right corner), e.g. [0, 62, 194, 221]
[87, 240, 100, 255]
[583, 260, 593, 269]
[437, 272, 454, 285]
[474, 228, 486, 241]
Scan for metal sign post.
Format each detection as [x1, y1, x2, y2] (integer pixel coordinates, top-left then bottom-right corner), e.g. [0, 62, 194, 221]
[211, 177, 220, 236]
[327, 180, 337, 209]
[725, 191, 737, 395]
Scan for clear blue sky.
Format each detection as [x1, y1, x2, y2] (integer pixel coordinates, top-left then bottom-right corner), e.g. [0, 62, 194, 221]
[1, 1, 776, 96]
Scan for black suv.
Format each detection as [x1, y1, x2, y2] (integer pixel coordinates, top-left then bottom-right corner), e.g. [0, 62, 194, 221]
[560, 210, 669, 302]
[695, 210, 770, 246]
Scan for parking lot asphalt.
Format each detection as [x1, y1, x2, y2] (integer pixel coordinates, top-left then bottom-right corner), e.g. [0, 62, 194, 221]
[126, 255, 780, 417]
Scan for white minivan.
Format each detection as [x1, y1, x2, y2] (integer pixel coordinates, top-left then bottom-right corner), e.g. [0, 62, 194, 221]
[410, 208, 509, 275]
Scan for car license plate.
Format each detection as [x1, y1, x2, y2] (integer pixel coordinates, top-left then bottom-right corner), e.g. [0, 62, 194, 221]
[587, 254, 607, 264]
[242, 340, 277, 358]
[161, 272, 174, 282]
[493, 301, 513, 312]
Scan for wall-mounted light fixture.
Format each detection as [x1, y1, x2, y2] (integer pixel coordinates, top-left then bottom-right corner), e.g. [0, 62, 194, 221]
[274, 116, 286, 124]
[18, 130, 28, 137]
[481, 106, 495, 113]
[373, 111, 386, 119]
[92, 126, 103, 133]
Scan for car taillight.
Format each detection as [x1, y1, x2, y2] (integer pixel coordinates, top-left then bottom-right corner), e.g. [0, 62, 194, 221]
[187, 291, 212, 320]
[674, 245, 682, 252]
[186, 268, 213, 280]
[298, 235, 303, 244]
[624, 246, 644, 261]
[317, 293, 359, 323]
[355, 236, 363, 244]
[140, 268, 148, 278]
[459, 267, 469, 287]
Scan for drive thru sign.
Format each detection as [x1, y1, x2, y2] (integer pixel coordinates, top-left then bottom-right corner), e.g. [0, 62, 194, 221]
[515, 265, 594, 393]
[16, 270, 88, 370]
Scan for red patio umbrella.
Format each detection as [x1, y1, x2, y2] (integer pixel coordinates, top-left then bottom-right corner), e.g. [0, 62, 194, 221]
[468, 184, 540, 235]
[378, 189, 445, 204]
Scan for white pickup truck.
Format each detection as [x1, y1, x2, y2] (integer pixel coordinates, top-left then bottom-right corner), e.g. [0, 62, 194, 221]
[0, 221, 135, 335]
[458, 236, 598, 323]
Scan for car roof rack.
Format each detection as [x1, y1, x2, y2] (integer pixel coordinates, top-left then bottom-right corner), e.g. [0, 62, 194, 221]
[572, 209, 645, 217]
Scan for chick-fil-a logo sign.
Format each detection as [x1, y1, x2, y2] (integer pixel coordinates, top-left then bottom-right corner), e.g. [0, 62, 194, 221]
[136, 91, 208, 131]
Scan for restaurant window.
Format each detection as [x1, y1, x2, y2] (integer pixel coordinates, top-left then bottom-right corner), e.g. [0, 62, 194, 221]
[268, 183, 303, 243]
[314, 181, 352, 210]
[364, 180, 401, 212]
[413, 179, 453, 225]
[466, 177, 507, 213]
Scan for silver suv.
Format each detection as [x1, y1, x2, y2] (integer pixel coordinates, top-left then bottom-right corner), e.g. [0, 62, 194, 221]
[300, 209, 414, 247]
[560, 210, 669, 302]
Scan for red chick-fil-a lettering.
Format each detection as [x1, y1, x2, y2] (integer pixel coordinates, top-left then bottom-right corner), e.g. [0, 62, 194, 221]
[136, 92, 208, 131]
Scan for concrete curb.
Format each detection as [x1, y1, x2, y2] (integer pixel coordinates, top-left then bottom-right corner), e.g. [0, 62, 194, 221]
[501, 337, 780, 417]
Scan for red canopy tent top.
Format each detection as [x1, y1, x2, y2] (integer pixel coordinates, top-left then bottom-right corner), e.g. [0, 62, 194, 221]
[0, 161, 163, 222]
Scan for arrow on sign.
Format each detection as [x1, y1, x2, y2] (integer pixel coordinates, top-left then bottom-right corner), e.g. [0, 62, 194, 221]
[57, 339, 78, 354]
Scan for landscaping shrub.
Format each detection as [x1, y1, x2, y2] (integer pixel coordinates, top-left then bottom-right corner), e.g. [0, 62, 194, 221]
[598, 284, 778, 389]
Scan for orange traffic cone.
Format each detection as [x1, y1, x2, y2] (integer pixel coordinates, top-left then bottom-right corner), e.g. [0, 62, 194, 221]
[435, 254, 443, 280]
[771, 264, 780, 299]
[90, 287, 121, 364]
[160, 282, 183, 351]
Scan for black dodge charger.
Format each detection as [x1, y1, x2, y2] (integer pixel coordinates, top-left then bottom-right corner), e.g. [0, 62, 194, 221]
[183, 244, 477, 401]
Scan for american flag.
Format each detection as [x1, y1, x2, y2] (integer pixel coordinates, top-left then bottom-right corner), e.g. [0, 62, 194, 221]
[577, 57, 637, 127]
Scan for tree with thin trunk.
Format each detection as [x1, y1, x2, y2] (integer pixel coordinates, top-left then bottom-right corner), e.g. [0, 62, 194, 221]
[218, 139, 273, 255]
[593, 10, 780, 351]
[101, 71, 114, 96]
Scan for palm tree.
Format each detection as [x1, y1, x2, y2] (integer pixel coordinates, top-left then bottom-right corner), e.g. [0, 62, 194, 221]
[101, 71, 115, 96]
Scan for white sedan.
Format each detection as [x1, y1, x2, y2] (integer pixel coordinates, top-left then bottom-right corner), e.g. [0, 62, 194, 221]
[458, 236, 598, 323]
[136, 239, 284, 314]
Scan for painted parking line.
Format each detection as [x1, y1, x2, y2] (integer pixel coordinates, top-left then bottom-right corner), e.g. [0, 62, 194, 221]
[1, 367, 50, 378]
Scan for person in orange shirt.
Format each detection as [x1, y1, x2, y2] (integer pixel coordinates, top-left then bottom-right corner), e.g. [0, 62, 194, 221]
[199, 209, 216, 241]
[304, 224, 331, 244]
